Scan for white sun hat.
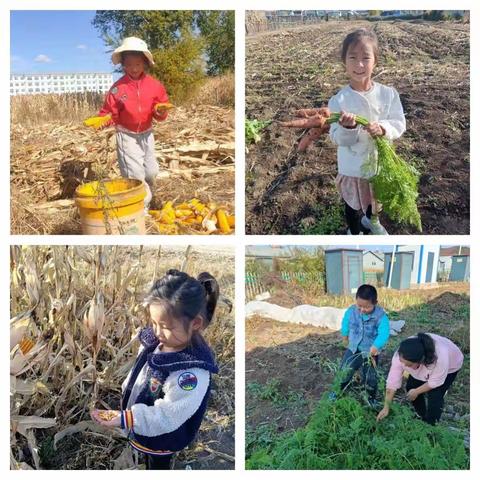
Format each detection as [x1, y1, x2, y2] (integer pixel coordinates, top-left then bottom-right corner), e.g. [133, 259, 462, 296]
[111, 37, 155, 66]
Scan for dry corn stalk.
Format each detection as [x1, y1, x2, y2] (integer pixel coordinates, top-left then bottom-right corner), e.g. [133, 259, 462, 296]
[10, 245, 235, 469]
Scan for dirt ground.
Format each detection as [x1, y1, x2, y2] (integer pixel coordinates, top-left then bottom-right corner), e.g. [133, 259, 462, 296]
[246, 284, 470, 451]
[10, 105, 234, 235]
[245, 20, 470, 234]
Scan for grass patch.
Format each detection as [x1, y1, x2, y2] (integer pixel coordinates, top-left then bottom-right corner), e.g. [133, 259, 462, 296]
[299, 202, 345, 235]
[247, 379, 307, 407]
[247, 392, 468, 469]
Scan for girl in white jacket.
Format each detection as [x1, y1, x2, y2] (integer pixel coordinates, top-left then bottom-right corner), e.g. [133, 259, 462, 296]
[328, 28, 406, 235]
[91, 270, 220, 469]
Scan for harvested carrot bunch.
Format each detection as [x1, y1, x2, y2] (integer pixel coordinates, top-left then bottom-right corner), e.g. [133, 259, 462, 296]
[278, 107, 331, 151]
[279, 109, 422, 231]
[149, 198, 235, 235]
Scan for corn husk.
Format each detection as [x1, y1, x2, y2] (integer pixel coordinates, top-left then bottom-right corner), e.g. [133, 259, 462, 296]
[83, 293, 105, 354]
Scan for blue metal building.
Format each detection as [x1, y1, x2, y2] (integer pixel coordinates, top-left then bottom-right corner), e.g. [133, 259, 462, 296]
[325, 248, 363, 295]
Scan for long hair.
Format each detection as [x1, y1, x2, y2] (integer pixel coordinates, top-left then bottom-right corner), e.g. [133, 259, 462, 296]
[398, 333, 437, 365]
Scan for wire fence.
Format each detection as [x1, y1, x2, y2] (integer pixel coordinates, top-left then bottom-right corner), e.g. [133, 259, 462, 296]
[245, 271, 325, 301]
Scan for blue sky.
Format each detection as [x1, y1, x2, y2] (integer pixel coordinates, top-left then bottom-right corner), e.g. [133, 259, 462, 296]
[11, 11, 114, 74]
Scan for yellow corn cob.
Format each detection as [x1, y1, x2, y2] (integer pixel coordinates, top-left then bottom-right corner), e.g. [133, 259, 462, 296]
[217, 209, 231, 233]
[19, 337, 35, 355]
[175, 209, 194, 218]
[176, 202, 191, 209]
[157, 224, 178, 234]
[83, 114, 112, 129]
[183, 217, 202, 224]
[155, 102, 175, 112]
[227, 214, 235, 228]
[159, 210, 175, 224]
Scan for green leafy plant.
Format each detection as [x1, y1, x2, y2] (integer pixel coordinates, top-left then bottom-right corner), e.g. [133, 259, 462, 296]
[299, 202, 345, 235]
[246, 383, 468, 470]
[328, 113, 422, 231]
[246, 119, 272, 144]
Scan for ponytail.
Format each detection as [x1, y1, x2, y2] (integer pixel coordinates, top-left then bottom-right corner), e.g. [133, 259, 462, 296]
[398, 332, 437, 366]
[197, 272, 219, 326]
[417, 333, 436, 365]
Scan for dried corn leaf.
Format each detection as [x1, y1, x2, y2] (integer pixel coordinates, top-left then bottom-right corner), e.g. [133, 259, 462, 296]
[54, 420, 125, 449]
[11, 415, 56, 437]
[10, 377, 48, 396]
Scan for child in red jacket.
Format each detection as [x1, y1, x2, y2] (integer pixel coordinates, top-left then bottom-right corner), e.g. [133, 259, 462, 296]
[87, 37, 171, 209]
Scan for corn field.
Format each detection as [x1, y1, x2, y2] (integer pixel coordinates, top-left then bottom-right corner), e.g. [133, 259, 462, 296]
[10, 245, 235, 470]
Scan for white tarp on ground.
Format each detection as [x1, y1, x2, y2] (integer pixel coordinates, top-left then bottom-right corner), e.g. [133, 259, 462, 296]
[245, 301, 405, 334]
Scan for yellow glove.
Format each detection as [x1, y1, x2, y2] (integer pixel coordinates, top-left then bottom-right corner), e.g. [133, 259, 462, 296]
[154, 102, 174, 113]
[84, 114, 112, 129]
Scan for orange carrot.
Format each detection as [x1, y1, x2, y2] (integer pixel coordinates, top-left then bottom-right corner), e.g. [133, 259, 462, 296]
[278, 115, 327, 128]
[297, 124, 330, 152]
[294, 107, 331, 118]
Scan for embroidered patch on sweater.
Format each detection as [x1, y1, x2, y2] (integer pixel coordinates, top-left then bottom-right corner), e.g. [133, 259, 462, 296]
[149, 376, 161, 394]
[178, 372, 198, 391]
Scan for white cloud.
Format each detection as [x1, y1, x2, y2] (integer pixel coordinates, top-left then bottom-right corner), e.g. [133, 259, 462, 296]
[77, 44, 87, 50]
[34, 54, 52, 63]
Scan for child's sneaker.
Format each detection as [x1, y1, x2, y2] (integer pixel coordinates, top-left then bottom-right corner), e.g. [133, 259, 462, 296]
[367, 397, 381, 410]
[362, 215, 388, 235]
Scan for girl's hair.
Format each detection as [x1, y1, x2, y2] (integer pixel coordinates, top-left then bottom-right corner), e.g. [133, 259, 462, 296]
[356, 284, 378, 304]
[341, 28, 379, 63]
[145, 269, 219, 332]
[120, 51, 150, 69]
[398, 333, 437, 365]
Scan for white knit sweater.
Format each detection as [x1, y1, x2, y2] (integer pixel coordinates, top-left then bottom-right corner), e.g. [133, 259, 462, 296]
[328, 82, 406, 178]
[122, 346, 210, 437]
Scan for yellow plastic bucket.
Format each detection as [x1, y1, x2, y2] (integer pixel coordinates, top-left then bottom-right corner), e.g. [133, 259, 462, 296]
[75, 178, 146, 235]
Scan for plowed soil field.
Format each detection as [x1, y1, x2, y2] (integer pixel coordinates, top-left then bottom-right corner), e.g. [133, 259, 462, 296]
[245, 20, 469, 234]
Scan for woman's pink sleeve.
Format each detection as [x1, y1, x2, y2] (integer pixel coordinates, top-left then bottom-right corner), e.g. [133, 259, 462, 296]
[386, 352, 404, 390]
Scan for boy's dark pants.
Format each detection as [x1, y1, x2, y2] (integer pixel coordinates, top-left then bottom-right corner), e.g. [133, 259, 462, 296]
[145, 453, 173, 470]
[405, 371, 458, 425]
[340, 349, 378, 399]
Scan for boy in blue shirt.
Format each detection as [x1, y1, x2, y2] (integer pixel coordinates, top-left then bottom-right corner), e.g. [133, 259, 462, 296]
[338, 284, 390, 407]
